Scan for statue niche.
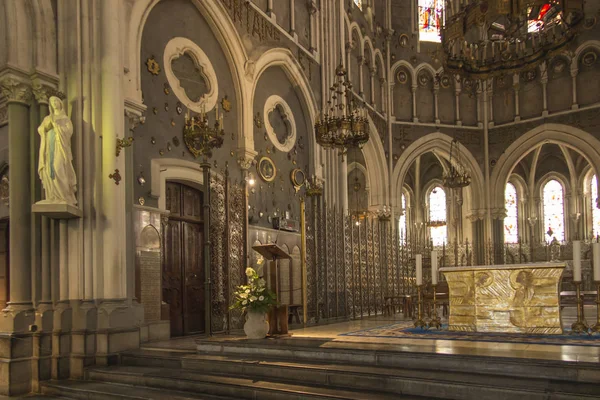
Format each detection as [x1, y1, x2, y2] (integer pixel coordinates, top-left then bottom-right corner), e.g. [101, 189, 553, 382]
[37, 96, 77, 205]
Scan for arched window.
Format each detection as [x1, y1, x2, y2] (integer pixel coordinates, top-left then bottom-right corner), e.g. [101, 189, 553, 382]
[592, 175, 600, 239]
[504, 183, 519, 243]
[399, 193, 407, 241]
[543, 179, 565, 242]
[418, 0, 443, 43]
[354, 0, 363, 10]
[429, 186, 447, 246]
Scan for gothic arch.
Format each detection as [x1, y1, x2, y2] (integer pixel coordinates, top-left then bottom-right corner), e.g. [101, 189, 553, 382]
[249, 48, 320, 175]
[573, 40, 600, 68]
[361, 116, 389, 208]
[391, 132, 485, 216]
[490, 124, 600, 211]
[391, 60, 415, 83]
[126, 0, 248, 144]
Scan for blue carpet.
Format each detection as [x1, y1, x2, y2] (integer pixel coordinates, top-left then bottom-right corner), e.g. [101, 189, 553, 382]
[340, 321, 600, 346]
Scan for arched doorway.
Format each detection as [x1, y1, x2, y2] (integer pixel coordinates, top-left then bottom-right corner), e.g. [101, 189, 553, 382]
[162, 181, 205, 336]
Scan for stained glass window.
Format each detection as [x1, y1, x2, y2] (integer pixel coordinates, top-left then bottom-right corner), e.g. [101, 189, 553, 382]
[528, 2, 563, 33]
[543, 179, 565, 242]
[399, 194, 407, 242]
[354, 0, 363, 11]
[592, 175, 600, 239]
[418, 0, 443, 43]
[429, 186, 447, 246]
[504, 183, 519, 243]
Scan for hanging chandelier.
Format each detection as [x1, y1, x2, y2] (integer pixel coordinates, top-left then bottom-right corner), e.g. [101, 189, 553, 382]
[441, 0, 585, 79]
[443, 139, 471, 189]
[314, 62, 370, 156]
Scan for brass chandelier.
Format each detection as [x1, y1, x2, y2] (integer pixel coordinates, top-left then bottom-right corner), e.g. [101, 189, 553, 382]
[441, 0, 585, 79]
[443, 139, 471, 189]
[315, 62, 370, 156]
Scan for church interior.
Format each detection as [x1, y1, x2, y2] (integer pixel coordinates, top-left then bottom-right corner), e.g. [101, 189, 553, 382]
[1, 0, 600, 398]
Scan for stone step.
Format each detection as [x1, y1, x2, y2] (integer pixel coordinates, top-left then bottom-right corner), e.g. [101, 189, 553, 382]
[120, 350, 600, 400]
[195, 337, 600, 385]
[41, 379, 234, 400]
[85, 365, 423, 400]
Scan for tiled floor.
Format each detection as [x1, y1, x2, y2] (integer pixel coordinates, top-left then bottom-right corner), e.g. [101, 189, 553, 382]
[143, 309, 600, 364]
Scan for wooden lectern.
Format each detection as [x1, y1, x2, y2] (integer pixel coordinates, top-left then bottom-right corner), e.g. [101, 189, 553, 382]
[252, 243, 292, 336]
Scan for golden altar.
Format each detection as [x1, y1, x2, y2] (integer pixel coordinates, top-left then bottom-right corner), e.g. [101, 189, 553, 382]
[439, 263, 565, 334]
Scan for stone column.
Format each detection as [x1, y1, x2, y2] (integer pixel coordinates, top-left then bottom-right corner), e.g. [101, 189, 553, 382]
[455, 86, 461, 126]
[358, 56, 365, 98]
[433, 84, 440, 124]
[0, 78, 34, 322]
[411, 85, 418, 123]
[513, 74, 520, 122]
[309, 1, 318, 53]
[379, 78, 386, 114]
[570, 68, 578, 110]
[540, 62, 548, 117]
[369, 67, 376, 107]
[289, 0, 296, 39]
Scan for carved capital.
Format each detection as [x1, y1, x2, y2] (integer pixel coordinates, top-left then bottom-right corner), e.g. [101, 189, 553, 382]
[237, 148, 258, 171]
[0, 78, 32, 105]
[31, 83, 63, 105]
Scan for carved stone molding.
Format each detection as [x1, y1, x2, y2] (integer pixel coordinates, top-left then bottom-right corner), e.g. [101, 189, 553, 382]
[31, 83, 63, 105]
[0, 78, 32, 105]
[237, 148, 258, 171]
[263, 95, 296, 153]
[125, 109, 146, 132]
[163, 37, 218, 113]
[0, 104, 6, 126]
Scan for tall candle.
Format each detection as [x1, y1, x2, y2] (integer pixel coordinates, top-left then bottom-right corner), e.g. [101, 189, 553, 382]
[593, 242, 600, 281]
[573, 240, 581, 282]
[431, 250, 438, 285]
[416, 254, 423, 286]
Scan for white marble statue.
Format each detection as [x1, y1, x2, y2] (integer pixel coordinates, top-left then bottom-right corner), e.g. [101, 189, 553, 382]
[38, 96, 77, 205]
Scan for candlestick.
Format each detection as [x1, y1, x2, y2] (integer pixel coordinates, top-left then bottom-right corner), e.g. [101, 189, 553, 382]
[416, 254, 423, 286]
[573, 240, 581, 282]
[414, 284, 426, 330]
[592, 281, 600, 335]
[571, 281, 589, 334]
[593, 242, 600, 281]
[427, 284, 442, 330]
[431, 250, 438, 285]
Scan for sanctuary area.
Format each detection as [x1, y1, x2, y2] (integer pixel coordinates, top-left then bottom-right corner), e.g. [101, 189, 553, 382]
[1, 0, 600, 398]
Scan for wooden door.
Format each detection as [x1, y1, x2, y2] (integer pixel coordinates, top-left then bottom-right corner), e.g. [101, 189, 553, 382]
[163, 182, 205, 337]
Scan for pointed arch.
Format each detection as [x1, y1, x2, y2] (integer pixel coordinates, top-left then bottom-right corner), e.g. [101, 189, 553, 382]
[249, 48, 320, 175]
[391, 132, 485, 216]
[361, 116, 389, 208]
[490, 124, 600, 210]
[390, 60, 416, 83]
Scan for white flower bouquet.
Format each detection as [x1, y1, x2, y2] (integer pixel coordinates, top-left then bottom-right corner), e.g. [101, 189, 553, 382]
[230, 267, 277, 314]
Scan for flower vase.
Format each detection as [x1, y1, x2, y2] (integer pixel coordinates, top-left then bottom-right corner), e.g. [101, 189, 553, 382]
[244, 310, 269, 339]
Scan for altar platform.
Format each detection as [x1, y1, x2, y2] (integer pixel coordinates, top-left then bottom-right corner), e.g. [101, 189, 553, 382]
[42, 313, 600, 400]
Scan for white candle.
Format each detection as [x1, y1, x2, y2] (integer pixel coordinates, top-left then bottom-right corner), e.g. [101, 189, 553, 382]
[431, 250, 438, 285]
[573, 240, 582, 282]
[416, 254, 423, 286]
[593, 242, 600, 281]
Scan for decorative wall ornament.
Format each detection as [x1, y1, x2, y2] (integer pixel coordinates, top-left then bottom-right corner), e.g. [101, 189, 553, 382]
[164, 37, 218, 114]
[397, 70, 408, 84]
[584, 16, 597, 29]
[221, 96, 231, 112]
[150, 137, 156, 145]
[0, 105, 6, 126]
[164, 103, 169, 112]
[116, 137, 134, 156]
[163, 83, 170, 95]
[137, 171, 146, 186]
[551, 59, 568, 75]
[146, 56, 161, 75]
[257, 156, 276, 182]
[176, 102, 183, 115]
[254, 112, 262, 128]
[0, 78, 32, 105]
[440, 74, 451, 89]
[37, 97, 78, 205]
[153, 107, 158, 115]
[398, 34, 409, 48]
[0, 175, 8, 206]
[418, 72, 430, 87]
[582, 51, 598, 67]
[522, 69, 537, 82]
[172, 136, 180, 147]
[290, 168, 306, 193]
[109, 169, 121, 185]
[264, 95, 297, 153]
[138, 197, 145, 206]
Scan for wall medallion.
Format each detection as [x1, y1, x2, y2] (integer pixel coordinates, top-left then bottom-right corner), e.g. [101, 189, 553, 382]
[138, 197, 145, 206]
[257, 156, 276, 182]
[522, 69, 537, 82]
[418, 72, 430, 87]
[398, 34, 409, 48]
[440, 74, 451, 89]
[109, 169, 121, 185]
[552, 59, 567, 75]
[397, 70, 408, 84]
[290, 168, 306, 193]
[584, 16, 597, 30]
[146, 56, 160, 75]
[582, 51, 597, 67]
[176, 102, 183, 115]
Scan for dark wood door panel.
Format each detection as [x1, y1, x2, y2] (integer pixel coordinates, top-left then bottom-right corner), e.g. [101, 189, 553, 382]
[163, 219, 184, 337]
[183, 221, 205, 334]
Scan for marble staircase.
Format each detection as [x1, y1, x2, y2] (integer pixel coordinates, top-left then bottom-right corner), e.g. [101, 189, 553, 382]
[39, 336, 600, 400]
